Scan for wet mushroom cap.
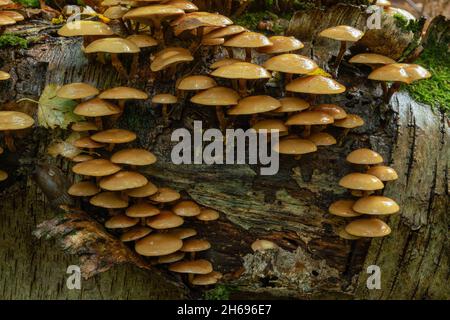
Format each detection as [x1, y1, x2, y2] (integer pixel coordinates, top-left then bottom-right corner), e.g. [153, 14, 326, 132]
[0, 14, 16, 26]
[228, 95, 281, 115]
[56, 83, 99, 100]
[147, 210, 184, 229]
[308, 132, 336, 146]
[90, 191, 129, 208]
[91, 129, 137, 144]
[72, 137, 105, 149]
[181, 239, 211, 252]
[123, 4, 185, 21]
[210, 58, 243, 69]
[166, 0, 199, 12]
[84, 37, 141, 54]
[71, 122, 98, 132]
[0, 111, 34, 130]
[99, 171, 148, 191]
[263, 54, 318, 74]
[319, 25, 364, 42]
[157, 251, 186, 264]
[201, 38, 225, 46]
[111, 148, 157, 166]
[196, 208, 220, 221]
[204, 25, 246, 39]
[345, 218, 391, 237]
[328, 199, 361, 217]
[224, 31, 272, 48]
[135, 233, 183, 256]
[150, 187, 181, 202]
[172, 200, 201, 217]
[172, 11, 232, 34]
[105, 214, 139, 229]
[367, 165, 398, 181]
[349, 53, 396, 65]
[126, 34, 158, 48]
[286, 75, 346, 94]
[368, 63, 431, 84]
[286, 111, 334, 125]
[0, 70, 11, 80]
[0, 170, 8, 182]
[191, 87, 240, 106]
[150, 50, 193, 72]
[125, 181, 158, 197]
[72, 159, 121, 176]
[166, 227, 197, 239]
[346, 148, 384, 165]
[258, 36, 304, 54]
[120, 226, 152, 242]
[274, 138, 317, 155]
[126, 202, 160, 218]
[104, 6, 130, 19]
[339, 173, 384, 190]
[58, 21, 114, 37]
[311, 104, 347, 120]
[169, 259, 213, 274]
[275, 97, 310, 113]
[177, 75, 217, 91]
[68, 181, 101, 197]
[211, 62, 271, 79]
[152, 94, 178, 104]
[252, 119, 288, 134]
[74, 98, 121, 117]
[72, 154, 95, 162]
[251, 239, 278, 252]
[334, 114, 364, 128]
[1, 11, 25, 22]
[192, 271, 223, 285]
[338, 228, 360, 240]
[99, 87, 149, 100]
[353, 196, 400, 215]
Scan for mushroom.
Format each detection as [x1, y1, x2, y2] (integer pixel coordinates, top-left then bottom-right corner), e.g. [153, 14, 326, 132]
[311, 104, 347, 120]
[168, 259, 213, 276]
[135, 233, 183, 256]
[337, 228, 360, 240]
[90, 191, 129, 209]
[126, 181, 159, 198]
[190, 86, 240, 131]
[68, 181, 100, 197]
[180, 239, 211, 254]
[111, 148, 157, 167]
[273, 137, 317, 160]
[166, 0, 199, 12]
[72, 159, 121, 177]
[149, 187, 181, 203]
[368, 63, 431, 102]
[223, 31, 272, 62]
[367, 165, 398, 183]
[328, 199, 361, 218]
[105, 214, 139, 229]
[157, 251, 186, 264]
[273, 97, 310, 115]
[202, 25, 246, 55]
[210, 58, 243, 70]
[258, 36, 304, 54]
[147, 210, 184, 229]
[72, 136, 105, 153]
[0, 70, 11, 81]
[0, 13, 16, 34]
[286, 75, 346, 104]
[120, 226, 152, 242]
[98, 86, 149, 120]
[285, 111, 334, 137]
[176, 75, 217, 98]
[0, 111, 34, 152]
[71, 154, 95, 162]
[345, 218, 391, 238]
[99, 171, 148, 191]
[346, 148, 384, 169]
[56, 82, 99, 101]
[74, 97, 121, 130]
[339, 172, 384, 197]
[151, 47, 194, 79]
[103, 6, 130, 33]
[71, 122, 99, 133]
[57, 20, 114, 48]
[252, 119, 289, 138]
[192, 271, 223, 286]
[353, 196, 400, 215]
[167, 227, 198, 240]
[349, 53, 396, 69]
[126, 202, 160, 226]
[125, 35, 158, 79]
[152, 93, 178, 124]
[0, 169, 7, 182]
[334, 114, 365, 142]
[308, 132, 336, 147]
[318, 25, 364, 69]
[196, 208, 220, 221]
[172, 200, 201, 217]
[251, 239, 278, 252]
[228, 95, 281, 126]
[90, 128, 137, 150]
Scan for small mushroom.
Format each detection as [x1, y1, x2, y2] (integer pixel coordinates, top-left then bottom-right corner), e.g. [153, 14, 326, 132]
[176, 75, 217, 98]
[150, 187, 181, 203]
[334, 114, 364, 142]
[71, 154, 95, 163]
[337, 228, 360, 240]
[349, 53, 396, 70]
[152, 93, 178, 124]
[367, 165, 398, 182]
[71, 122, 99, 132]
[135, 233, 183, 256]
[105, 214, 139, 229]
[258, 36, 304, 54]
[252, 119, 288, 138]
[191, 271, 223, 286]
[147, 210, 184, 229]
[99, 171, 148, 191]
[228, 95, 281, 125]
[251, 239, 278, 252]
[339, 172, 384, 196]
[0, 169, 8, 182]
[328, 199, 361, 218]
[180, 239, 211, 253]
[57, 21, 114, 48]
[345, 218, 391, 238]
[72, 159, 121, 177]
[311, 104, 347, 120]
[273, 97, 310, 115]
[90, 191, 129, 209]
[286, 75, 346, 104]
[150, 47, 194, 79]
[120, 226, 152, 242]
[126, 35, 158, 79]
[166, 227, 198, 239]
[90, 128, 137, 150]
[172, 200, 201, 217]
[223, 31, 272, 62]
[125, 181, 159, 198]
[273, 137, 317, 160]
[111, 148, 157, 167]
[68, 180, 100, 197]
[285, 111, 334, 137]
[0, 70, 11, 81]
[56, 82, 99, 101]
[157, 251, 186, 264]
[74, 98, 121, 130]
[308, 132, 336, 147]
[196, 208, 220, 221]
[346, 148, 384, 168]
[0, 111, 35, 152]
[353, 196, 400, 215]
[98, 86, 149, 120]
[126, 203, 160, 226]
[169, 259, 213, 275]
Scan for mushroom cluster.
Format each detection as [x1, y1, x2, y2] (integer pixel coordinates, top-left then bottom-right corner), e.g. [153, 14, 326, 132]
[329, 148, 400, 239]
[0, 0, 25, 34]
[62, 81, 221, 286]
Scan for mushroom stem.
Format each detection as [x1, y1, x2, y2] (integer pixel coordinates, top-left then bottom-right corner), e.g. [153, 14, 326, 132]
[381, 81, 388, 99]
[226, 47, 234, 58]
[134, 22, 140, 34]
[334, 41, 347, 69]
[4, 131, 15, 152]
[238, 79, 248, 96]
[162, 104, 169, 125]
[130, 53, 139, 80]
[110, 53, 128, 79]
[216, 106, 227, 132]
[302, 125, 311, 137]
[294, 154, 302, 160]
[307, 94, 317, 105]
[95, 117, 103, 130]
[338, 128, 350, 146]
[111, 100, 126, 123]
[245, 48, 252, 62]
[386, 82, 401, 103]
[107, 143, 116, 152]
[153, 19, 165, 45]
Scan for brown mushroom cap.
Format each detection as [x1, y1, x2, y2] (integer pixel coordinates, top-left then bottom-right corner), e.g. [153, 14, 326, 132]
[252, 119, 288, 134]
[111, 148, 157, 166]
[338, 228, 361, 240]
[120, 226, 152, 242]
[308, 132, 336, 146]
[368, 63, 431, 84]
[319, 25, 364, 42]
[91, 129, 137, 144]
[339, 173, 384, 191]
[211, 62, 271, 80]
[201, 37, 225, 46]
[74, 98, 121, 117]
[123, 4, 185, 22]
[196, 208, 220, 221]
[328, 199, 361, 217]
[73, 159, 121, 177]
[126, 202, 160, 218]
[192, 271, 223, 285]
[258, 36, 304, 54]
[204, 25, 246, 39]
[251, 239, 278, 252]
[150, 187, 181, 202]
[150, 49, 193, 72]
[104, 6, 130, 19]
[152, 93, 178, 104]
[353, 196, 400, 215]
[210, 58, 243, 69]
[190, 87, 240, 106]
[99, 171, 148, 191]
[126, 34, 158, 48]
[0, 170, 8, 182]
[345, 218, 391, 237]
[228, 95, 281, 115]
[0, 70, 11, 80]
[157, 251, 186, 264]
[68, 180, 100, 197]
[125, 181, 158, 197]
[105, 215, 139, 229]
[169, 259, 213, 274]
[286, 111, 334, 126]
[311, 104, 347, 120]
[85, 38, 140, 54]
[275, 97, 310, 113]
[90, 191, 128, 208]
[166, 227, 197, 239]
[181, 239, 211, 252]
[172, 11, 232, 33]
[274, 138, 317, 155]
[147, 210, 184, 229]
[367, 165, 398, 181]
[177, 75, 217, 91]
[224, 31, 272, 48]
[98, 87, 148, 100]
[71, 122, 98, 132]
[0, 111, 34, 130]
[72, 137, 105, 149]
[286, 75, 346, 94]
[172, 200, 201, 217]
[0, 14, 16, 26]
[349, 53, 396, 65]
[346, 148, 384, 165]
[58, 21, 114, 37]
[264, 54, 318, 75]
[334, 114, 364, 128]
[71, 154, 95, 162]
[135, 233, 183, 256]
[56, 83, 99, 100]
[166, 0, 198, 12]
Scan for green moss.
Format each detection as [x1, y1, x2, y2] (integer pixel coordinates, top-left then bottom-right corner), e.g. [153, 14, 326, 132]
[13, 0, 39, 8]
[393, 13, 421, 33]
[204, 285, 237, 300]
[233, 11, 292, 34]
[404, 43, 450, 115]
[0, 34, 28, 49]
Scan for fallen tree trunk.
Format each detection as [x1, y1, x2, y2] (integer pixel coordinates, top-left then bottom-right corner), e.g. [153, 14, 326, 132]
[0, 6, 448, 299]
